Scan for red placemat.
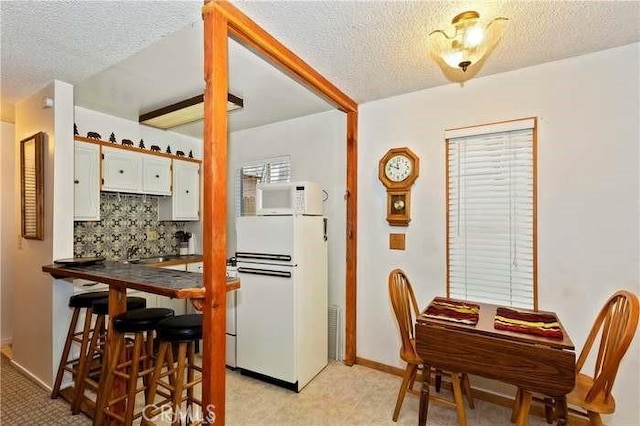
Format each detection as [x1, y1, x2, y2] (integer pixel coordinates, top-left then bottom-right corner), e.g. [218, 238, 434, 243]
[494, 307, 563, 339]
[424, 297, 480, 325]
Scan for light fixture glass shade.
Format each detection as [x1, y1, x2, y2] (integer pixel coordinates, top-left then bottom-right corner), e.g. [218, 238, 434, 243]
[139, 93, 244, 130]
[428, 11, 508, 72]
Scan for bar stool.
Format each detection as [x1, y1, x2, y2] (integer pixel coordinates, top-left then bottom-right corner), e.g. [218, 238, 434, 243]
[143, 314, 204, 426]
[95, 307, 175, 425]
[52, 291, 109, 401]
[70, 296, 147, 414]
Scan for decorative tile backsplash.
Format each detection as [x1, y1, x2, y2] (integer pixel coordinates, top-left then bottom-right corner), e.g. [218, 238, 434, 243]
[74, 193, 190, 260]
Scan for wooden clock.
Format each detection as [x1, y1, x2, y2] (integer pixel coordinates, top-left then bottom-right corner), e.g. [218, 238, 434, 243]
[378, 147, 419, 226]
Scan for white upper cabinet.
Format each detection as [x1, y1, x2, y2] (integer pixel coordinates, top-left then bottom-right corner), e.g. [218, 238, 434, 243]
[102, 146, 142, 193]
[102, 147, 172, 196]
[159, 160, 200, 221]
[74, 141, 101, 221]
[142, 156, 172, 196]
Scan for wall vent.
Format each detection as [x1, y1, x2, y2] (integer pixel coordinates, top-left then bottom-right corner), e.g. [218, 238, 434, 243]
[328, 304, 342, 361]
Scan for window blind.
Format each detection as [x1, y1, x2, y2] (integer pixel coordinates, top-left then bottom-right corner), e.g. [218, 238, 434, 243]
[235, 156, 291, 216]
[447, 122, 536, 309]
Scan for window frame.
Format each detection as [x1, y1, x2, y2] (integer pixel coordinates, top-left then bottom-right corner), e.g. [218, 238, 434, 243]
[235, 155, 292, 217]
[445, 117, 538, 310]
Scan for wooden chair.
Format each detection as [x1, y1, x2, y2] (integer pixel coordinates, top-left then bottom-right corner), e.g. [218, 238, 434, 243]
[388, 268, 474, 424]
[512, 290, 639, 425]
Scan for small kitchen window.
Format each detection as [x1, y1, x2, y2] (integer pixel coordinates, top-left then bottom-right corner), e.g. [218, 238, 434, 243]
[446, 118, 537, 309]
[235, 156, 291, 216]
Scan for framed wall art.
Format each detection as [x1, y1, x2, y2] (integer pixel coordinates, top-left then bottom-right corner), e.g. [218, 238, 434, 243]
[20, 132, 45, 240]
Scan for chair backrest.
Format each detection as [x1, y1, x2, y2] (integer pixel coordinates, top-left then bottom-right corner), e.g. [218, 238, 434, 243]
[577, 290, 639, 402]
[388, 269, 421, 364]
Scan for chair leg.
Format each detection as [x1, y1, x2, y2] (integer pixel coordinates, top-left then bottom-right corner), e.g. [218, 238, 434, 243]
[142, 342, 169, 426]
[171, 343, 188, 426]
[392, 363, 417, 421]
[543, 396, 555, 423]
[515, 390, 532, 426]
[94, 336, 122, 426]
[123, 333, 143, 425]
[143, 331, 155, 389]
[588, 411, 603, 426]
[451, 372, 467, 426]
[435, 368, 443, 392]
[71, 308, 97, 414]
[511, 388, 523, 423]
[52, 308, 80, 399]
[186, 341, 196, 414]
[461, 373, 475, 409]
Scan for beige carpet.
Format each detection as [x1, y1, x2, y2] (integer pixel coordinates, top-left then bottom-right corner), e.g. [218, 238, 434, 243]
[1, 353, 548, 425]
[1, 355, 92, 425]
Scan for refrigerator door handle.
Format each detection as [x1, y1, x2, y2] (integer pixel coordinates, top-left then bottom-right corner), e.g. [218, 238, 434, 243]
[236, 252, 292, 263]
[238, 267, 292, 278]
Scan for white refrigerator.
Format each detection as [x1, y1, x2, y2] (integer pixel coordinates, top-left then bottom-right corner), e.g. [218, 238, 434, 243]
[235, 215, 328, 391]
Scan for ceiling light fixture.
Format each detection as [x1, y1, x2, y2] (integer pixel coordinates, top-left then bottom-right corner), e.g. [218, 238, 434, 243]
[139, 93, 244, 130]
[428, 11, 508, 72]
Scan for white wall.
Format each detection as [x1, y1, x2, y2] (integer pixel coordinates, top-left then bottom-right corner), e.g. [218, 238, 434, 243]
[74, 106, 203, 159]
[357, 43, 640, 425]
[13, 82, 57, 383]
[228, 110, 347, 325]
[0, 121, 16, 345]
[10, 81, 75, 387]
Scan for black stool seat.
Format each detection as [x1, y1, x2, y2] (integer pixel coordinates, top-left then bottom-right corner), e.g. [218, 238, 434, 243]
[156, 314, 202, 342]
[69, 291, 109, 308]
[113, 308, 175, 333]
[92, 296, 147, 316]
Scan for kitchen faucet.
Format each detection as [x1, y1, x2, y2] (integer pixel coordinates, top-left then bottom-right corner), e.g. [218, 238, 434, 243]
[126, 245, 139, 260]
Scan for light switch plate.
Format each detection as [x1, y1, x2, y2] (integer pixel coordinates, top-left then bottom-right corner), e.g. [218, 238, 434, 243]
[389, 233, 406, 250]
[146, 230, 158, 241]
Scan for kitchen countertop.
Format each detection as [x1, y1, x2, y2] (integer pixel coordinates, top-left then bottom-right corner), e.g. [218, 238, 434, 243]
[42, 260, 239, 299]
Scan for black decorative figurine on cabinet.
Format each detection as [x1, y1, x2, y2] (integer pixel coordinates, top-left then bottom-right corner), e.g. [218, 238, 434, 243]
[150, 145, 161, 152]
[139, 139, 145, 149]
[121, 139, 134, 146]
[176, 150, 185, 157]
[188, 150, 193, 158]
[109, 132, 117, 143]
[74, 123, 79, 136]
[87, 131, 101, 140]
[166, 145, 171, 154]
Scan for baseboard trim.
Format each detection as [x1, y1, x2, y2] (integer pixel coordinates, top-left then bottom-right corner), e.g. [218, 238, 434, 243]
[355, 356, 406, 376]
[354, 356, 588, 423]
[9, 359, 53, 392]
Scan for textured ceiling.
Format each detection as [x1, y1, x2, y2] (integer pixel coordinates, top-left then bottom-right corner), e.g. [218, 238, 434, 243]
[0, 0, 202, 122]
[2, 1, 639, 128]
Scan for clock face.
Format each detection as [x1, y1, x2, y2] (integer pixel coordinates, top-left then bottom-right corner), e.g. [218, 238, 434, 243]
[384, 155, 413, 182]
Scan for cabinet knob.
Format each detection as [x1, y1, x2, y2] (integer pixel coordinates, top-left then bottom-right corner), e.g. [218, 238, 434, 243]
[119, 170, 124, 174]
[155, 174, 160, 178]
[74, 179, 79, 184]
[186, 190, 189, 194]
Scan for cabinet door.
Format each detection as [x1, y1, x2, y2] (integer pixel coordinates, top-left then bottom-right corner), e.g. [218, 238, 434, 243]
[142, 156, 171, 195]
[173, 161, 200, 220]
[128, 290, 157, 309]
[160, 264, 187, 314]
[157, 295, 187, 315]
[102, 147, 142, 193]
[74, 142, 100, 220]
[186, 262, 203, 273]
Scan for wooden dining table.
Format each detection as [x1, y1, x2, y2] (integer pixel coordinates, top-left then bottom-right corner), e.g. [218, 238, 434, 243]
[42, 261, 240, 423]
[415, 298, 575, 426]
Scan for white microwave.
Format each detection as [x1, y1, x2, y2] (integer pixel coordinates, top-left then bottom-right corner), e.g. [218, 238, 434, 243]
[255, 181, 323, 216]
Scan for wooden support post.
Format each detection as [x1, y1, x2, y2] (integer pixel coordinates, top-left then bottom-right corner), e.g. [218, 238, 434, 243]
[202, 4, 228, 425]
